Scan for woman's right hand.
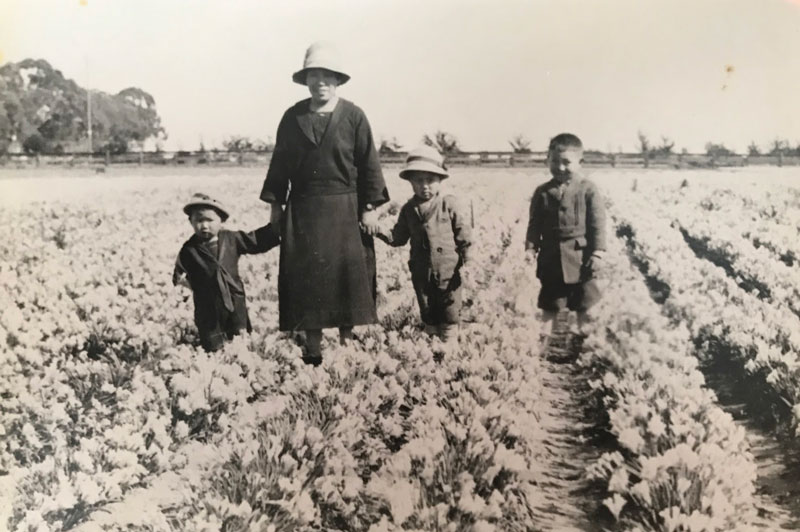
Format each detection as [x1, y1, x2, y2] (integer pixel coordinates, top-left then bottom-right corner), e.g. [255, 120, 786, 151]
[269, 202, 284, 226]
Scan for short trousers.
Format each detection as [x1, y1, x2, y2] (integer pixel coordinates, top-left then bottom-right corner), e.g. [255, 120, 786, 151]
[537, 279, 602, 312]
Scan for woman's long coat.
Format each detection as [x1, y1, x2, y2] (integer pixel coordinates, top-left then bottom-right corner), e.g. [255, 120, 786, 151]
[260, 98, 389, 331]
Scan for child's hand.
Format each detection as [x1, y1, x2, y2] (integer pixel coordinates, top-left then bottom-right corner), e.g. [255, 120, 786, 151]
[175, 273, 191, 289]
[459, 263, 474, 288]
[582, 251, 604, 280]
[524, 245, 538, 265]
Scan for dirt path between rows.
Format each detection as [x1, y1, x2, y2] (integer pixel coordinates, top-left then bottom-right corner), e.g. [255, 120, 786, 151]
[529, 313, 609, 531]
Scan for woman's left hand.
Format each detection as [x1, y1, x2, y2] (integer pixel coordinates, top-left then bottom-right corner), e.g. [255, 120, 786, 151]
[360, 209, 380, 235]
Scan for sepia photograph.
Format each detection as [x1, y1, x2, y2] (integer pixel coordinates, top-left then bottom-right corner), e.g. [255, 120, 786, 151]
[1, 0, 800, 530]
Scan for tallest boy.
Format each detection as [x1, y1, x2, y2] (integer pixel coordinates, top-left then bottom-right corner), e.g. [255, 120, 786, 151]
[525, 133, 607, 334]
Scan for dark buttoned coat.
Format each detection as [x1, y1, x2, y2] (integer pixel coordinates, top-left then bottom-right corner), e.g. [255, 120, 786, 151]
[259, 98, 390, 331]
[526, 177, 606, 285]
[173, 225, 279, 350]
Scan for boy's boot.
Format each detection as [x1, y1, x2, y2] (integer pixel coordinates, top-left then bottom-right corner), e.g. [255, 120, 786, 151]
[539, 309, 558, 350]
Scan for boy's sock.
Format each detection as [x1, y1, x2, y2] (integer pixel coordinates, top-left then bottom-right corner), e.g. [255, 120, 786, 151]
[576, 310, 593, 335]
[541, 309, 558, 334]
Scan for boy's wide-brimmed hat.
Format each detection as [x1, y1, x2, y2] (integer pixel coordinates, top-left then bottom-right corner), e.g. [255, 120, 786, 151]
[292, 41, 350, 85]
[399, 145, 449, 180]
[183, 193, 230, 221]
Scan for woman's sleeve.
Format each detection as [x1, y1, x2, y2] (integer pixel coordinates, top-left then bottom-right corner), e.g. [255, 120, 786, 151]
[260, 111, 292, 205]
[353, 108, 389, 209]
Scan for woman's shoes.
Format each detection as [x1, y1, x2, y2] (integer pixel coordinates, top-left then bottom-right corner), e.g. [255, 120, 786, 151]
[302, 353, 322, 366]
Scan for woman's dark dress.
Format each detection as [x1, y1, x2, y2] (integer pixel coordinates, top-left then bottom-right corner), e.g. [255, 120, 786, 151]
[260, 98, 389, 331]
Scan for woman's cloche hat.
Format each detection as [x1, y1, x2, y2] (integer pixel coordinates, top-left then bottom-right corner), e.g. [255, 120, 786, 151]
[183, 192, 230, 222]
[399, 145, 449, 180]
[293, 41, 350, 86]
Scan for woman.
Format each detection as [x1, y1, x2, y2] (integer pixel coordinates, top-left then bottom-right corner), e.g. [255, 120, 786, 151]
[260, 41, 389, 365]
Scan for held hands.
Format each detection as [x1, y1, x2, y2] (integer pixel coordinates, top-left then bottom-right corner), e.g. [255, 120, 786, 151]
[360, 209, 380, 236]
[524, 241, 539, 265]
[175, 273, 191, 289]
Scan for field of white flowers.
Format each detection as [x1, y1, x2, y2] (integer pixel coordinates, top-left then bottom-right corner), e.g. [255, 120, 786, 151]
[1, 165, 799, 531]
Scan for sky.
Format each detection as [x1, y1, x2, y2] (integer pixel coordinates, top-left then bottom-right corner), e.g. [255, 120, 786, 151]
[1, 0, 799, 153]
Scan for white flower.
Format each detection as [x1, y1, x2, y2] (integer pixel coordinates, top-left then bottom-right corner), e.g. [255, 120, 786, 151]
[603, 493, 626, 520]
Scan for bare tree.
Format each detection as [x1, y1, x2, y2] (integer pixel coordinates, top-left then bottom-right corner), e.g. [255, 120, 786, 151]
[637, 131, 651, 167]
[422, 130, 461, 155]
[705, 142, 735, 157]
[747, 141, 760, 157]
[769, 138, 790, 156]
[637, 131, 651, 155]
[508, 134, 532, 154]
[653, 136, 675, 156]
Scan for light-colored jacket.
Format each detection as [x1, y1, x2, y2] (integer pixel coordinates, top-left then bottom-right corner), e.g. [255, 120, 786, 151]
[380, 193, 472, 289]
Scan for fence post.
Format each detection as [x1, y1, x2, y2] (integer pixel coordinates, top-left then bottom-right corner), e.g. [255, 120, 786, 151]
[105, 149, 110, 166]
[611, 153, 617, 168]
[778, 153, 784, 167]
[139, 150, 144, 166]
[643, 153, 649, 168]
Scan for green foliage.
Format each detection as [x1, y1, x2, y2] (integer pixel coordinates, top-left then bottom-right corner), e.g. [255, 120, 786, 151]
[22, 132, 46, 154]
[0, 58, 165, 154]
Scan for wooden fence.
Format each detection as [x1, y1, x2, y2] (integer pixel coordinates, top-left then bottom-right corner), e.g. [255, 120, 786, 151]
[2, 150, 799, 169]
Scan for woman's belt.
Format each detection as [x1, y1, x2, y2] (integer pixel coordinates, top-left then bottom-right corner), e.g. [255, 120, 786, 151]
[289, 185, 357, 200]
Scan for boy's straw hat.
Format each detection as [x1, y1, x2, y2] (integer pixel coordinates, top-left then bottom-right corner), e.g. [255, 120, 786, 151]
[399, 145, 449, 180]
[183, 193, 230, 221]
[292, 41, 350, 85]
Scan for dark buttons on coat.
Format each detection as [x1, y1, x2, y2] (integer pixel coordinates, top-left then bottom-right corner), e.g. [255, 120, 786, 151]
[436, 247, 443, 252]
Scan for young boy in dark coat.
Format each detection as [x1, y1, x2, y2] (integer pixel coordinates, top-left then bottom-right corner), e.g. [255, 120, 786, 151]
[173, 193, 280, 352]
[376, 146, 472, 350]
[525, 133, 607, 335]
